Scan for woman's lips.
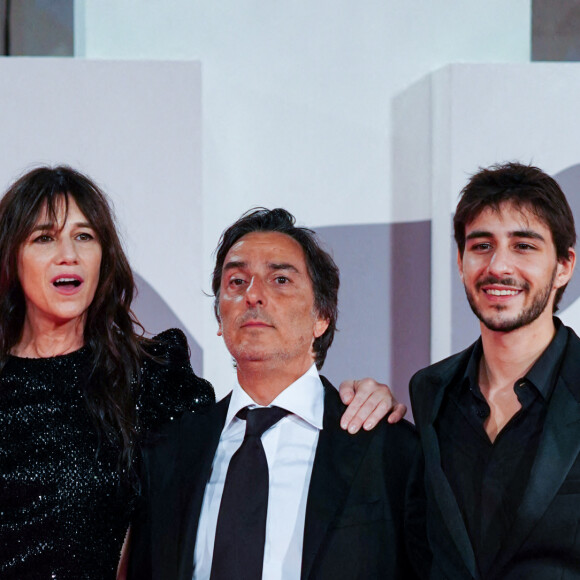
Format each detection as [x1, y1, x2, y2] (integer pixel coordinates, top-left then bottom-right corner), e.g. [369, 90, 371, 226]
[51, 275, 84, 295]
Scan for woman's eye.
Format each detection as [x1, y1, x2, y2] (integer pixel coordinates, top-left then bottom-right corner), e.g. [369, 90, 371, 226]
[76, 232, 94, 241]
[33, 234, 53, 243]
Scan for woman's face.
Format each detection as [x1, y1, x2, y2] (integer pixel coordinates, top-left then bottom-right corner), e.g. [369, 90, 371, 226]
[17, 197, 102, 330]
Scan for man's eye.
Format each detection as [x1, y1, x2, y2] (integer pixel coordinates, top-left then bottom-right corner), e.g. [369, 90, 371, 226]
[471, 243, 491, 251]
[275, 276, 289, 284]
[516, 243, 534, 250]
[230, 278, 245, 286]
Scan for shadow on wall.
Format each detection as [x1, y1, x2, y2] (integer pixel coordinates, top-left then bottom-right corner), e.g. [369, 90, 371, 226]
[317, 222, 431, 413]
[0, 0, 73, 56]
[451, 162, 580, 352]
[132, 272, 204, 375]
[532, 0, 580, 62]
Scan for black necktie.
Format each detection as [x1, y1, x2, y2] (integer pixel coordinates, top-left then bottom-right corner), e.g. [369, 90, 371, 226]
[210, 406, 289, 580]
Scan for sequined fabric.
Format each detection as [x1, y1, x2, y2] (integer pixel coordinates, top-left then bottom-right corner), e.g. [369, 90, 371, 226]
[0, 328, 214, 579]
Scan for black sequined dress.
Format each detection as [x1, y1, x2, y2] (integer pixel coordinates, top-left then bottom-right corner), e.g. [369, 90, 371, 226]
[0, 328, 214, 579]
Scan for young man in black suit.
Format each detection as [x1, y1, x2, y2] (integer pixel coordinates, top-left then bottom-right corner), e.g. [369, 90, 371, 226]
[128, 208, 427, 579]
[411, 162, 580, 579]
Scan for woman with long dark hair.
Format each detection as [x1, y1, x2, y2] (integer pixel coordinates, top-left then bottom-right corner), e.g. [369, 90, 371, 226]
[0, 166, 215, 578]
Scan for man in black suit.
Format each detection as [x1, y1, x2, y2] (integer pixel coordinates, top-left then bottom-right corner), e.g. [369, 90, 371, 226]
[128, 208, 426, 579]
[410, 162, 580, 579]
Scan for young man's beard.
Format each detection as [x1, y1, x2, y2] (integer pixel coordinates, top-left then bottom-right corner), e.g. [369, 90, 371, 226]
[464, 267, 557, 332]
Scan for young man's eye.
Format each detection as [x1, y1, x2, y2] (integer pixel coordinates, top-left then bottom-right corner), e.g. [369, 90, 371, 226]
[516, 243, 534, 250]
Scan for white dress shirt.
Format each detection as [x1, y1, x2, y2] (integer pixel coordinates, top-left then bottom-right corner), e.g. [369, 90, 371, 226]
[193, 364, 324, 580]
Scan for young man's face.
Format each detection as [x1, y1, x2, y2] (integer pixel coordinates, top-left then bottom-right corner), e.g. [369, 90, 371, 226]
[217, 231, 329, 375]
[458, 201, 575, 333]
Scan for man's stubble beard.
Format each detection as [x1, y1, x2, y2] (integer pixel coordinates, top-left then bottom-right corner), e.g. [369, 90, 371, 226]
[464, 266, 557, 332]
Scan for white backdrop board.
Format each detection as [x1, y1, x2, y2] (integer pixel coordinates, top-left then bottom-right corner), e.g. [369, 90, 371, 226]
[0, 58, 205, 371]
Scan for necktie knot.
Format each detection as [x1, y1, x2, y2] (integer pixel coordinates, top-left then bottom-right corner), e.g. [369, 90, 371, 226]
[237, 406, 289, 438]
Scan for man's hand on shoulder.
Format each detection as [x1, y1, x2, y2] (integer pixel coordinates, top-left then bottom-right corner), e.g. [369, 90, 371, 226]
[338, 378, 407, 433]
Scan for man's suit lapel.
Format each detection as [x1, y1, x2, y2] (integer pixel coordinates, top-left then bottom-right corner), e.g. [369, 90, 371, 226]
[424, 382, 479, 578]
[175, 395, 230, 580]
[416, 348, 479, 579]
[488, 330, 580, 578]
[301, 378, 376, 580]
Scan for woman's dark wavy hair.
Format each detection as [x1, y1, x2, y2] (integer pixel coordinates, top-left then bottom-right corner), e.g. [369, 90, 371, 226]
[0, 165, 144, 477]
[454, 162, 576, 311]
[212, 207, 339, 369]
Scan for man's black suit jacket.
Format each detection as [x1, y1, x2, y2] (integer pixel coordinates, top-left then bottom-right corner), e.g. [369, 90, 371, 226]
[128, 377, 427, 579]
[410, 324, 580, 579]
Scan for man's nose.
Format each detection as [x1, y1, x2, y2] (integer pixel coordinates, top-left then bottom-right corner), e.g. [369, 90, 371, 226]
[487, 245, 513, 277]
[245, 276, 266, 306]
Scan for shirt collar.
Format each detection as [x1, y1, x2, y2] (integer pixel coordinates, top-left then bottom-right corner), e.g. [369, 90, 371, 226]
[224, 364, 325, 431]
[463, 338, 483, 395]
[462, 317, 569, 400]
[526, 317, 568, 399]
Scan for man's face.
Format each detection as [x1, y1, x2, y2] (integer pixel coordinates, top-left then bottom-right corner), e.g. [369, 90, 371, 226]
[218, 231, 329, 374]
[458, 201, 575, 333]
